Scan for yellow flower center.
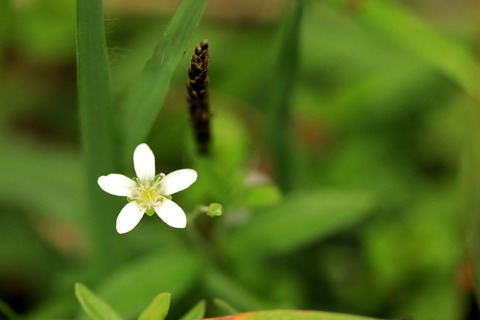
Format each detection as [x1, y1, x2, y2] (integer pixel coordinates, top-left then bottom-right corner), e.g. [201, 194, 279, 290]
[139, 188, 158, 204]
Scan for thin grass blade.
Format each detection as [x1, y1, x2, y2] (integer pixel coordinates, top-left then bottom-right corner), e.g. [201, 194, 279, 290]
[75, 283, 124, 320]
[121, 0, 208, 156]
[266, 0, 304, 192]
[179, 300, 207, 320]
[327, 0, 480, 101]
[76, 0, 119, 272]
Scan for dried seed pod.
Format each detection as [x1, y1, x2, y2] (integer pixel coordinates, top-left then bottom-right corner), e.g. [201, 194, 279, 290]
[187, 40, 210, 155]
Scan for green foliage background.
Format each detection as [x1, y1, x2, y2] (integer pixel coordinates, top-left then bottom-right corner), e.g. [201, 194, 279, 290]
[0, 0, 479, 319]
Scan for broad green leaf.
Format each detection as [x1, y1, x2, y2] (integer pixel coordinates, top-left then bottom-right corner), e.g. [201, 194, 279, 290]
[212, 298, 238, 316]
[75, 283, 123, 320]
[138, 293, 170, 320]
[179, 300, 206, 320]
[326, 0, 480, 100]
[199, 310, 382, 320]
[88, 249, 203, 320]
[266, 0, 304, 191]
[121, 0, 208, 155]
[226, 190, 375, 256]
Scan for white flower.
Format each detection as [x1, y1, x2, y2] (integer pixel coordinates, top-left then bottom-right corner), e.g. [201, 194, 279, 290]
[97, 143, 197, 234]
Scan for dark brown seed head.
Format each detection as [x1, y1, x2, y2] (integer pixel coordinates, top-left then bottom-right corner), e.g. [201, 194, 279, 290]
[187, 40, 211, 155]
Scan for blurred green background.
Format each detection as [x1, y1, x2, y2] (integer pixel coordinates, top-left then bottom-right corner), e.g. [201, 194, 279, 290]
[1, 0, 479, 319]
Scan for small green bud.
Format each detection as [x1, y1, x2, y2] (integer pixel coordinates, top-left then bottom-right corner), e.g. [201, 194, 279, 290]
[146, 207, 155, 216]
[207, 203, 223, 217]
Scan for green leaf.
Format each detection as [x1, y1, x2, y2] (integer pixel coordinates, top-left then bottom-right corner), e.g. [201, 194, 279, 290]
[76, 0, 119, 272]
[198, 310, 382, 320]
[212, 298, 238, 316]
[226, 189, 375, 256]
[326, 0, 480, 100]
[237, 185, 282, 208]
[0, 299, 20, 320]
[205, 269, 270, 311]
[88, 249, 203, 320]
[138, 293, 170, 320]
[266, 0, 304, 191]
[75, 283, 123, 320]
[76, 0, 116, 173]
[121, 0, 208, 155]
[0, 134, 81, 219]
[179, 300, 206, 320]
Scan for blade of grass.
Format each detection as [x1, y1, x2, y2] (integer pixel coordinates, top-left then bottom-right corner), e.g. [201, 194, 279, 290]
[266, 0, 304, 192]
[327, 0, 480, 305]
[120, 0, 208, 157]
[138, 293, 171, 320]
[75, 283, 124, 320]
[76, 0, 120, 273]
[0, 299, 20, 320]
[327, 0, 480, 101]
[206, 268, 271, 311]
[212, 299, 239, 316]
[225, 189, 375, 257]
[82, 249, 203, 320]
[179, 300, 206, 320]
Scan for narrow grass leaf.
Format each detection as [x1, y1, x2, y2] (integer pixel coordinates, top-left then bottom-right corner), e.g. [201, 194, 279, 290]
[77, 0, 116, 172]
[76, 0, 119, 271]
[226, 189, 375, 256]
[121, 0, 208, 155]
[179, 300, 206, 320]
[0, 299, 20, 320]
[138, 293, 170, 320]
[205, 269, 270, 311]
[86, 249, 203, 320]
[327, 0, 480, 101]
[212, 298, 238, 316]
[266, 0, 304, 191]
[75, 283, 123, 320]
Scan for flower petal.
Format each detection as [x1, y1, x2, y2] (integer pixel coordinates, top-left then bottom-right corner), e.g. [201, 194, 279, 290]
[154, 199, 187, 228]
[161, 169, 198, 195]
[134, 143, 155, 182]
[116, 201, 145, 234]
[98, 174, 136, 197]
